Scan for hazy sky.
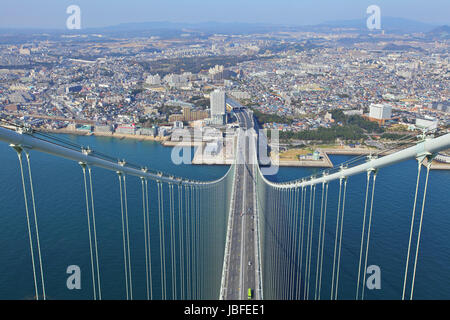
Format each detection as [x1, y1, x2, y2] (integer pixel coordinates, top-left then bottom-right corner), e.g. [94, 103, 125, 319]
[1, 0, 449, 29]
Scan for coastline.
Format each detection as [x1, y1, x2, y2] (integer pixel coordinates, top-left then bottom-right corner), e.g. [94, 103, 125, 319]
[39, 129, 450, 169]
[423, 157, 450, 170]
[40, 128, 170, 142]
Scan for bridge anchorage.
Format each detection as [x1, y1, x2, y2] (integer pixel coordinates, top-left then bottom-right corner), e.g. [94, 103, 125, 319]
[0, 117, 449, 300]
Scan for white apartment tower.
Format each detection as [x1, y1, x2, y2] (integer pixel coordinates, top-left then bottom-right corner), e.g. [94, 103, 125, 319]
[210, 90, 227, 125]
[211, 90, 226, 117]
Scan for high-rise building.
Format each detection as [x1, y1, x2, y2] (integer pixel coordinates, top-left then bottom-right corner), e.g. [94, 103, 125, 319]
[210, 90, 227, 125]
[211, 90, 226, 115]
[209, 65, 224, 80]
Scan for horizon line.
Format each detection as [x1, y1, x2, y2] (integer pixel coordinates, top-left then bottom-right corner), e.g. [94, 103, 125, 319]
[0, 17, 449, 32]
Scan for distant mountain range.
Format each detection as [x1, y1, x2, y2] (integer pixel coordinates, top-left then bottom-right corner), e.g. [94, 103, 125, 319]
[427, 25, 450, 39]
[0, 18, 447, 39]
[83, 17, 443, 35]
[318, 17, 438, 34]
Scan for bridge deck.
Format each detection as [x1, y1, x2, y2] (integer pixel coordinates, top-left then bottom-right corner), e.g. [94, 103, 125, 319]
[222, 108, 261, 300]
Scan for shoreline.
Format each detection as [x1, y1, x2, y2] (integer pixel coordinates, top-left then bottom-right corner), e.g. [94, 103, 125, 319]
[39, 129, 449, 169]
[40, 128, 169, 142]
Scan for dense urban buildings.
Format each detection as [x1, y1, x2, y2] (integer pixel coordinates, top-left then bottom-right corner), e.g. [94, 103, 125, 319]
[0, 22, 448, 149]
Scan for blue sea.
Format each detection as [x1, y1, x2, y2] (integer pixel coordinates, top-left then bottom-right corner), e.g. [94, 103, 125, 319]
[0, 134, 449, 300]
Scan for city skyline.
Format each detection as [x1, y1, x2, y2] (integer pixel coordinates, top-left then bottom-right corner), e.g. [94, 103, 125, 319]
[0, 0, 449, 30]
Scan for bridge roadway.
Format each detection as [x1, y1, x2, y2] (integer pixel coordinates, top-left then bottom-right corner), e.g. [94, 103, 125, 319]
[223, 109, 260, 300]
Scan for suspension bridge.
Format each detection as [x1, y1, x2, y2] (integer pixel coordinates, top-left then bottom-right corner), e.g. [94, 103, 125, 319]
[0, 108, 449, 300]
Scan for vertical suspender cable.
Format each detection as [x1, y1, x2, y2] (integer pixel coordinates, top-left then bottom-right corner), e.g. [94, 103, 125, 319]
[356, 171, 372, 300]
[318, 182, 329, 300]
[304, 185, 311, 299]
[173, 183, 179, 300]
[293, 186, 299, 299]
[158, 181, 167, 300]
[117, 172, 129, 300]
[216, 184, 220, 298]
[283, 188, 290, 299]
[185, 185, 191, 299]
[276, 188, 283, 299]
[88, 166, 101, 300]
[215, 184, 218, 298]
[81, 164, 97, 300]
[170, 183, 177, 300]
[302, 185, 308, 299]
[145, 179, 153, 300]
[281, 188, 288, 299]
[15, 148, 39, 300]
[265, 186, 270, 298]
[201, 185, 206, 299]
[304, 184, 313, 299]
[295, 186, 302, 299]
[24, 151, 46, 300]
[278, 188, 284, 299]
[331, 178, 343, 300]
[315, 182, 325, 300]
[141, 178, 150, 300]
[190, 185, 196, 299]
[269, 186, 278, 298]
[195, 186, 199, 300]
[306, 184, 316, 300]
[273, 186, 279, 298]
[217, 183, 220, 298]
[297, 186, 306, 299]
[267, 186, 274, 299]
[198, 186, 202, 299]
[157, 181, 162, 299]
[334, 177, 348, 300]
[290, 187, 299, 299]
[263, 184, 270, 299]
[123, 175, 133, 300]
[288, 187, 296, 299]
[281, 189, 290, 300]
[189, 185, 194, 299]
[285, 187, 292, 299]
[195, 187, 201, 299]
[362, 171, 377, 300]
[410, 160, 432, 300]
[402, 159, 423, 300]
[292, 187, 298, 299]
[294, 186, 300, 299]
[275, 187, 281, 299]
[178, 184, 184, 300]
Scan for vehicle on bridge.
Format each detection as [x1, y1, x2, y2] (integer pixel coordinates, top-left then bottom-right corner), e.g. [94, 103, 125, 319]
[248, 288, 253, 300]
